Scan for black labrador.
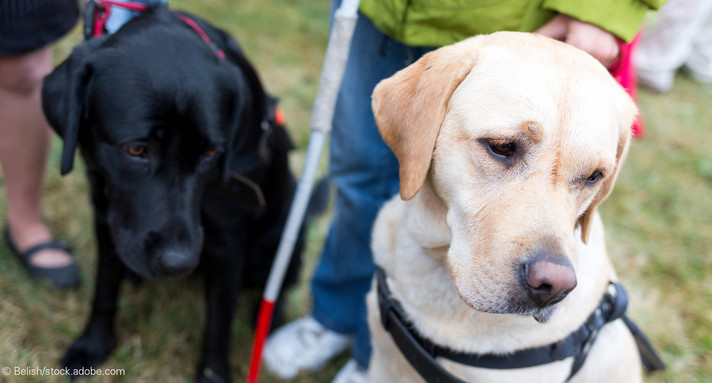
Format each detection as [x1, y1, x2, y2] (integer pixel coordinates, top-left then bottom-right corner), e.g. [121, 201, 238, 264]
[42, 5, 308, 382]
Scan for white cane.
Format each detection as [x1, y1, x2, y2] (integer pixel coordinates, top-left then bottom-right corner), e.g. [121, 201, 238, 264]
[247, 0, 360, 381]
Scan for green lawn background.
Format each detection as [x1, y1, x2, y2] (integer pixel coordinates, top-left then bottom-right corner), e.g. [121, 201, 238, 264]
[0, 1, 710, 382]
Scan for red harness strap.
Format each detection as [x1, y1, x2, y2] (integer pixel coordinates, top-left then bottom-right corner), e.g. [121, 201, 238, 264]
[92, 0, 148, 37]
[90, 1, 225, 60]
[175, 13, 226, 59]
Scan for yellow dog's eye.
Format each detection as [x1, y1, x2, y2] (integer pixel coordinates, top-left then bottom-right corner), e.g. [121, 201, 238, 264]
[124, 143, 147, 157]
[488, 140, 516, 158]
[586, 170, 604, 184]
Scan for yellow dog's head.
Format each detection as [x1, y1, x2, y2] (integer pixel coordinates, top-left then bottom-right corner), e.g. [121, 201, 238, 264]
[373, 32, 635, 322]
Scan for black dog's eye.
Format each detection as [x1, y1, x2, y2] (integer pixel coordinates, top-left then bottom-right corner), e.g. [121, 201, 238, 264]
[124, 143, 148, 158]
[205, 147, 218, 157]
[487, 140, 516, 158]
[586, 170, 604, 185]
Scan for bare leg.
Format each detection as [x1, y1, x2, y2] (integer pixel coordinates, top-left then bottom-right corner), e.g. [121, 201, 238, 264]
[0, 46, 73, 268]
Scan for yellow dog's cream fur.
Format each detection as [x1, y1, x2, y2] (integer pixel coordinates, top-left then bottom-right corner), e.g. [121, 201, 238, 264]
[366, 32, 641, 382]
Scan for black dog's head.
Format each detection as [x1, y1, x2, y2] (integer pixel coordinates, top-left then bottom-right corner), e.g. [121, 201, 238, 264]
[42, 7, 267, 279]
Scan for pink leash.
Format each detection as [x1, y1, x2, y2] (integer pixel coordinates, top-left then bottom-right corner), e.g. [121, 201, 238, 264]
[611, 33, 645, 138]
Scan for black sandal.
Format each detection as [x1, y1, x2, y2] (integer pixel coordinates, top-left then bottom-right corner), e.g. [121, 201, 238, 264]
[3, 226, 81, 289]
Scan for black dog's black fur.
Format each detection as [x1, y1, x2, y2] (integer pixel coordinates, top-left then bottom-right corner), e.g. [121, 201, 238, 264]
[42, 6, 308, 381]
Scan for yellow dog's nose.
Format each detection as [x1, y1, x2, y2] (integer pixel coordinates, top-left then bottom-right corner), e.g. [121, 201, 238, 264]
[523, 259, 577, 307]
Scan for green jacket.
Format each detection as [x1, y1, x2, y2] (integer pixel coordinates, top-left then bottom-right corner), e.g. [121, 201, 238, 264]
[359, 0, 666, 46]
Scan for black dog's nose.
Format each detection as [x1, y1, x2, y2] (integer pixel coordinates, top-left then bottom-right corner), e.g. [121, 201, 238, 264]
[523, 258, 577, 307]
[157, 249, 199, 277]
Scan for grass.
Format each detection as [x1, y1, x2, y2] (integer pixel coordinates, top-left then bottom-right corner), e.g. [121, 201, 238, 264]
[0, 1, 710, 382]
[603, 74, 712, 382]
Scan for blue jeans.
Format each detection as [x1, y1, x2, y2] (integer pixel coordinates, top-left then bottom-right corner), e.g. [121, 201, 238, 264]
[310, 3, 435, 369]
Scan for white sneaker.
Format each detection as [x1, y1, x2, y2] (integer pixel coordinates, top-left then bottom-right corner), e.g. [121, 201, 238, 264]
[263, 316, 353, 379]
[332, 359, 368, 383]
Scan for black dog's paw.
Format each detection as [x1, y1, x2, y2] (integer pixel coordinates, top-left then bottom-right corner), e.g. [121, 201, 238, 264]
[61, 335, 117, 379]
[196, 361, 230, 383]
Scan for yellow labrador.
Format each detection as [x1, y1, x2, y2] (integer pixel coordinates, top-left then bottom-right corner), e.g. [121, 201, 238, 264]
[366, 32, 644, 383]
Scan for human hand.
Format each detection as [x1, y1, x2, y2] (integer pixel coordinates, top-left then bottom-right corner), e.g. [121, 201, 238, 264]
[536, 14, 620, 68]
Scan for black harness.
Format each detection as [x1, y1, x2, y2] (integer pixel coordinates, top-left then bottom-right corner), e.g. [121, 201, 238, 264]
[376, 267, 665, 382]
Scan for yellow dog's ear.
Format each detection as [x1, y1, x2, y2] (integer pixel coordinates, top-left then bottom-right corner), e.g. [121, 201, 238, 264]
[372, 38, 479, 200]
[578, 120, 633, 243]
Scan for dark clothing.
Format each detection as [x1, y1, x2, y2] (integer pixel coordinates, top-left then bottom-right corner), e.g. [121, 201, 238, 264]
[0, 0, 79, 56]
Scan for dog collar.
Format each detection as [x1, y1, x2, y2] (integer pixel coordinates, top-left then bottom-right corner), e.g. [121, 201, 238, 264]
[375, 267, 664, 382]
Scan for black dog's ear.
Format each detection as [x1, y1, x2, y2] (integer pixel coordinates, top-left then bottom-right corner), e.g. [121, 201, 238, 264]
[42, 43, 95, 175]
[220, 71, 251, 182]
[209, 25, 276, 214]
[213, 81, 266, 214]
[215, 29, 269, 182]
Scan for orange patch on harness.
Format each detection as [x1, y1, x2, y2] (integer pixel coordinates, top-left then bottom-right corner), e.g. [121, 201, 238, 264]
[275, 107, 286, 126]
